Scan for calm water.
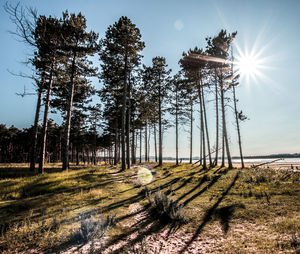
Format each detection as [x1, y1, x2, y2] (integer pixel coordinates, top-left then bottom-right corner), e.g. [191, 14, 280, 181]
[162, 157, 300, 164]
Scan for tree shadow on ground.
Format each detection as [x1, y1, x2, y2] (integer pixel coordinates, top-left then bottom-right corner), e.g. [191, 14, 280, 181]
[179, 171, 240, 254]
[175, 168, 225, 206]
[214, 203, 245, 233]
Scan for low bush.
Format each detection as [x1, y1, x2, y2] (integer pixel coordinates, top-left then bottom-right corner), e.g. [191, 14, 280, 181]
[146, 191, 186, 224]
[70, 212, 116, 245]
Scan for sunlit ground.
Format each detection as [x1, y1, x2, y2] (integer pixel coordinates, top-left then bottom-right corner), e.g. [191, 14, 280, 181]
[0, 163, 299, 253]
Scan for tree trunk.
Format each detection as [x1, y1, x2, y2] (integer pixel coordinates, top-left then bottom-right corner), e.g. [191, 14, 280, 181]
[118, 131, 121, 163]
[126, 73, 131, 169]
[39, 62, 55, 174]
[214, 74, 219, 167]
[220, 81, 233, 168]
[82, 149, 85, 164]
[201, 85, 212, 167]
[114, 121, 118, 165]
[121, 51, 128, 171]
[62, 53, 76, 171]
[189, 101, 193, 164]
[76, 146, 79, 165]
[198, 79, 206, 169]
[147, 126, 150, 162]
[200, 110, 203, 165]
[131, 128, 136, 164]
[221, 131, 225, 167]
[154, 124, 157, 163]
[175, 103, 178, 165]
[158, 81, 163, 166]
[30, 81, 43, 172]
[144, 122, 148, 162]
[233, 85, 244, 168]
[139, 128, 142, 163]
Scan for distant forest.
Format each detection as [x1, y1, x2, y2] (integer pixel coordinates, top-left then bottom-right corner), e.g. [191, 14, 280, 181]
[2, 3, 250, 171]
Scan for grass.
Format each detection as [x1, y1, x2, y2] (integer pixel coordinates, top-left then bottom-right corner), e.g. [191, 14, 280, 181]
[0, 162, 299, 253]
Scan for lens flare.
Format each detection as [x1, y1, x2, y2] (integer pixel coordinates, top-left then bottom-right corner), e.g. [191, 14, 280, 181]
[137, 167, 153, 185]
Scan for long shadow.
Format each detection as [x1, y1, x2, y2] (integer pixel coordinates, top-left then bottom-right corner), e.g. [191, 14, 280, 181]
[213, 166, 225, 175]
[103, 204, 182, 254]
[101, 177, 181, 214]
[214, 203, 245, 233]
[0, 175, 125, 229]
[167, 167, 212, 196]
[175, 174, 213, 205]
[0, 165, 93, 179]
[119, 171, 173, 194]
[181, 174, 223, 207]
[179, 171, 240, 254]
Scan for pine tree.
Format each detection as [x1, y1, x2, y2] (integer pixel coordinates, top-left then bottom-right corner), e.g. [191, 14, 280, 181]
[59, 11, 99, 171]
[150, 57, 171, 166]
[99, 16, 145, 171]
[168, 72, 188, 165]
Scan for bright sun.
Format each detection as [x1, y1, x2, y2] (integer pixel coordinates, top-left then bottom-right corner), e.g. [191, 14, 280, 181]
[233, 42, 270, 86]
[237, 55, 258, 75]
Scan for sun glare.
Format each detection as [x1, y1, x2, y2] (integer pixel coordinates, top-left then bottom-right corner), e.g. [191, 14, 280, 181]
[237, 55, 258, 76]
[233, 44, 270, 86]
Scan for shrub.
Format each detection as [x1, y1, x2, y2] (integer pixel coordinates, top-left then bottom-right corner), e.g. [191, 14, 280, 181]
[71, 212, 116, 245]
[146, 191, 186, 224]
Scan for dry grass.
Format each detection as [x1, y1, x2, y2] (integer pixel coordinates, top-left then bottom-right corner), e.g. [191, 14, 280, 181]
[0, 162, 299, 253]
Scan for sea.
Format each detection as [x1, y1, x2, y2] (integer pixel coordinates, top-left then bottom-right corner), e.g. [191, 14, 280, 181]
[162, 157, 300, 164]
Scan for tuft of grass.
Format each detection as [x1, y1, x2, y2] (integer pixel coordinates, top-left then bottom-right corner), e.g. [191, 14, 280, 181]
[70, 211, 116, 245]
[146, 190, 186, 224]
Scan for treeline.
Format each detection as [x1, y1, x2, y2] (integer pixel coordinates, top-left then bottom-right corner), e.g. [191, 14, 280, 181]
[0, 123, 112, 164]
[4, 3, 247, 172]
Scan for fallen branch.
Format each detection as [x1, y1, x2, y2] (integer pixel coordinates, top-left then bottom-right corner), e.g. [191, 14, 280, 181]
[250, 158, 283, 169]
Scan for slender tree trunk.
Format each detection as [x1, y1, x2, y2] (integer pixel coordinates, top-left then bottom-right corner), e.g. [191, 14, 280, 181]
[114, 121, 118, 165]
[30, 80, 44, 172]
[221, 132, 225, 167]
[87, 148, 90, 164]
[154, 124, 157, 162]
[82, 149, 85, 164]
[131, 128, 136, 164]
[93, 128, 97, 165]
[118, 131, 121, 163]
[175, 104, 178, 165]
[76, 146, 79, 165]
[39, 62, 55, 174]
[214, 75, 219, 167]
[139, 128, 142, 163]
[144, 122, 148, 161]
[200, 110, 203, 165]
[62, 54, 76, 171]
[149, 126, 151, 162]
[158, 82, 163, 166]
[220, 81, 233, 168]
[71, 143, 75, 163]
[121, 53, 128, 171]
[189, 102, 193, 164]
[198, 79, 206, 169]
[126, 74, 131, 169]
[135, 130, 138, 163]
[201, 86, 212, 167]
[233, 85, 245, 168]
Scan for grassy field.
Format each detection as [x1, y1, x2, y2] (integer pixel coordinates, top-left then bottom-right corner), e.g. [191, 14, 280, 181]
[0, 163, 299, 253]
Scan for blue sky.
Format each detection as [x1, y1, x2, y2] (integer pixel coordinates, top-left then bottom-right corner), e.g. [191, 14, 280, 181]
[0, 0, 299, 157]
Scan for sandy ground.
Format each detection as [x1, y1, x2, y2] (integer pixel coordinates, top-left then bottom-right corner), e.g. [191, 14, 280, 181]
[233, 161, 300, 171]
[63, 203, 297, 254]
